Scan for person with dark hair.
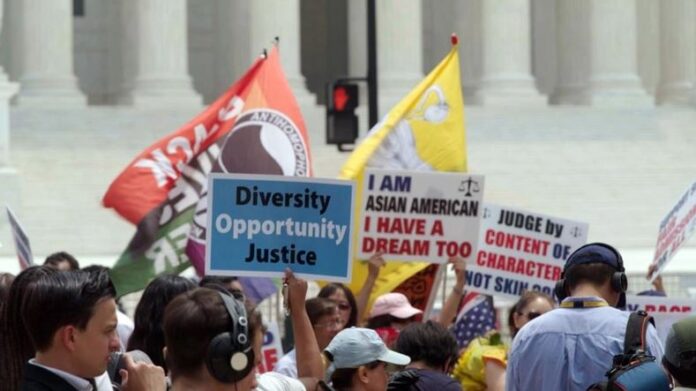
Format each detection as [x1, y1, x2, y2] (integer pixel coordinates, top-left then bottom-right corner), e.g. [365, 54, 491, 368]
[20, 269, 165, 390]
[663, 315, 696, 390]
[274, 297, 342, 377]
[43, 251, 80, 271]
[508, 290, 554, 339]
[388, 320, 461, 390]
[0, 266, 54, 391]
[163, 288, 261, 390]
[81, 265, 135, 353]
[0, 272, 14, 310]
[199, 275, 245, 300]
[163, 277, 322, 391]
[366, 292, 422, 348]
[127, 274, 196, 370]
[506, 243, 664, 391]
[324, 327, 410, 391]
[318, 283, 358, 328]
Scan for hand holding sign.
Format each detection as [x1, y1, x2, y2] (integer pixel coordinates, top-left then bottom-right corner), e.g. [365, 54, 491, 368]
[646, 263, 665, 294]
[448, 256, 467, 292]
[367, 252, 386, 280]
[284, 269, 307, 313]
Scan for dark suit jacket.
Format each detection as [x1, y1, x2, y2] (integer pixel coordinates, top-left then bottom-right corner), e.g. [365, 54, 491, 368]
[20, 363, 79, 391]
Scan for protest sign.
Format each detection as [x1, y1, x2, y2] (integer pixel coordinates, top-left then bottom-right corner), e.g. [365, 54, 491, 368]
[257, 322, 284, 374]
[626, 294, 695, 314]
[207, 174, 354, 281]
[626, 294, 696, 343]
[465, 204, 588, 299]
[651, 181, 696, 281]
[357, 169, 484, 264]
[5, 206, 34, 270]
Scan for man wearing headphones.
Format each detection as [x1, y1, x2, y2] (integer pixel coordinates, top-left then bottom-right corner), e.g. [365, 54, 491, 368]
[163, 269, 324, 391]
[506, 243, 664, 391]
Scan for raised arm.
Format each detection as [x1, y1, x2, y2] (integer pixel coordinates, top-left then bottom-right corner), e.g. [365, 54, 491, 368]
[355, 253, 385, 324]
[646, 263, 666, 295]
[437, 257, 466, 327]
[284, 269, 323, 380]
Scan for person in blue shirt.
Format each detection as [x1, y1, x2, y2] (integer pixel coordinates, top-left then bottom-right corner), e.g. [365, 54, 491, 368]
[506, 243, 664, 391]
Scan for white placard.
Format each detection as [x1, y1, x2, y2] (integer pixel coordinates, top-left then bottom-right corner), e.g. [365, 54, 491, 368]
[626, 295, 696, 344]
[651, 181, 696, 281]
[357, 169, 484, 264]
[465, 203, 588, 299]
[256, 322, 284, 374]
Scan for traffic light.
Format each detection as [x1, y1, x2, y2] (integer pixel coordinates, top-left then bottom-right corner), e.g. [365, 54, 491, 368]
[326, 82, 359, 148]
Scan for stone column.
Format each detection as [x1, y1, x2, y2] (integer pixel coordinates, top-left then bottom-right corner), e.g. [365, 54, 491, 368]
[586, 0, 652, 106]
[345, 0, 371, 134]
[15, 0, 85, 107]
[249, 0, 320, 139]
[453, 0, 483, 104]
[348, 0, 367, 79]
[0, 0, 21, 210]
[121, 0, 202, 108]
[215, 0, 251, 89]
[551, 0, 591, 104]
[478, 0, 544, 106]
[656, 0, 695, 105]
[376, 0, 424, 115]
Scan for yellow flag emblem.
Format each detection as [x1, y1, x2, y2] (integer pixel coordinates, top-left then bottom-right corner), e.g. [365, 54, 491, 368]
[340, 38, 468, 318]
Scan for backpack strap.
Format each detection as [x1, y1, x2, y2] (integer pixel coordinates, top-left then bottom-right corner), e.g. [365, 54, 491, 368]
[623, 310, 654, 355]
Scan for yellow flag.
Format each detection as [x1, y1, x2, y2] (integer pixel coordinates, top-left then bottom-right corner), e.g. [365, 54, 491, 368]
[340, 40, 467, 317]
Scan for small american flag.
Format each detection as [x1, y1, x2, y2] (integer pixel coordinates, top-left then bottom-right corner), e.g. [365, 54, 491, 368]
[452, 292, 496, 349]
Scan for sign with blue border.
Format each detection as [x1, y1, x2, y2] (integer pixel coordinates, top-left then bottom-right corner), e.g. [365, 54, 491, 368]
[206, 173, 355, 282]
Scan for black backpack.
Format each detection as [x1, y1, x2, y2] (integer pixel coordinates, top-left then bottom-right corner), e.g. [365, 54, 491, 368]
[588, 310, 673, 391]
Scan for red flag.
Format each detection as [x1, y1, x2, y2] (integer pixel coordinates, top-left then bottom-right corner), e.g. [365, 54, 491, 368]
[102, 57, 265, 224]
[103, 47, 312, 296]
[185, 46, 313, 276]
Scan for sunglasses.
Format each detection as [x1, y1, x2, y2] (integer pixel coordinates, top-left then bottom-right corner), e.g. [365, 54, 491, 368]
[229, 289, 245, 301]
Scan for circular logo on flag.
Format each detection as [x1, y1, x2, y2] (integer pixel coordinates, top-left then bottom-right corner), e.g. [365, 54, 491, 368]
[219, 109, 309, 177]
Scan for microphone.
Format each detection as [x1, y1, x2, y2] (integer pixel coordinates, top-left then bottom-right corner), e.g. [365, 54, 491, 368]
[107, 350, 154, 389]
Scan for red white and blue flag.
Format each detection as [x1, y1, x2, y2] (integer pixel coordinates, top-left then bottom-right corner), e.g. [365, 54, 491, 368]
[452, 292, 496, 349]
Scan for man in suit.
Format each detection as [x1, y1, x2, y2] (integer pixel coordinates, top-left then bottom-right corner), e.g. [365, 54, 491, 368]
[20, 268, 164, 390]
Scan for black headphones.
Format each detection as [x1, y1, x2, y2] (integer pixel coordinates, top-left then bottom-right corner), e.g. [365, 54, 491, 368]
[206, 291, 255, 383]
[554, 243, 628, 306]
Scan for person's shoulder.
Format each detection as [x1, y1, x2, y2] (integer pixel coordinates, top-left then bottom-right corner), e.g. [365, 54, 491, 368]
[413, 369, 462, 390]
[21, 364, 77, 391]
[275, 349, 297, 365]
[256, 372, 305, 391]
[272, 350, 298, 377]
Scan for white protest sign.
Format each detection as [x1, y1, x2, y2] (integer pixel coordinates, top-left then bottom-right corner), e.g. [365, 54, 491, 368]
[357, 169, 484, 263]
[651, 181, 696, 281]
[626, 295, 696, 344]
[465, 204, 588, 299]
[256, 322, 284, 374]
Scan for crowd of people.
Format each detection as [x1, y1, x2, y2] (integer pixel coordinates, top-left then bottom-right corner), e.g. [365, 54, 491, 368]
[0, 243, 695, 390]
